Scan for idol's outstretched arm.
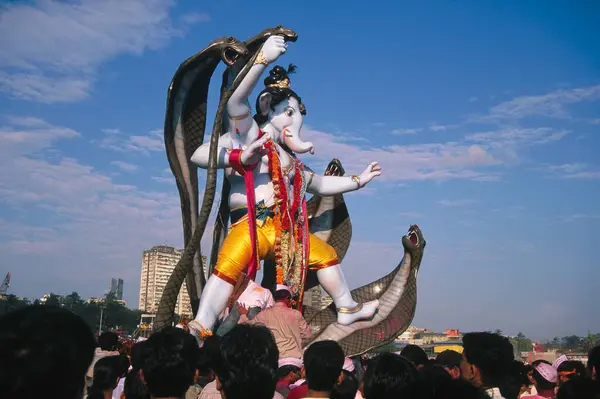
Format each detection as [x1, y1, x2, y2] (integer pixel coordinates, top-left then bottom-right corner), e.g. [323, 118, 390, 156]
[305, 161, 382, 196]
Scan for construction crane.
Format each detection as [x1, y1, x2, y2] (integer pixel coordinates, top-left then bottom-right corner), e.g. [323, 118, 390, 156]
[0, 272, 10, 295]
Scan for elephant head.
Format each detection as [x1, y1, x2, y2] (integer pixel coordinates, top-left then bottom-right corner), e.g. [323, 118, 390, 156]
[254, 64, 313, 154]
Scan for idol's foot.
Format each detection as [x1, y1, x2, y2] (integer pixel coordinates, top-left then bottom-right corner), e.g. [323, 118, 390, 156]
[188, 320, 213, 346]
[336, 299, 379, 326]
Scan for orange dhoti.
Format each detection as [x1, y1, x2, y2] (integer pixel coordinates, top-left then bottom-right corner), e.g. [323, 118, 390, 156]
[213, 213, 340, 285]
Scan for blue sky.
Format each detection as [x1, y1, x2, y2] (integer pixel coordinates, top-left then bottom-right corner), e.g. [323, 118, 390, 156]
[0, 0, 599, 339]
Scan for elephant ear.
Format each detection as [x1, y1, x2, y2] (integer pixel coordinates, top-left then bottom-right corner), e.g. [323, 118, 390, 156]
[258, 92, 273, 116]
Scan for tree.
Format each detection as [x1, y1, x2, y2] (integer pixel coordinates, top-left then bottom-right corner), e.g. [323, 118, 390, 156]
[550, 337, 561, 349]
[512, 332, 533, 353]
[583, 333, 600, 351]
[2, 291, 143, 336]
[44, 293, 62, 307]
[494, 329, 503, 336]
[561, 336, 582, 351]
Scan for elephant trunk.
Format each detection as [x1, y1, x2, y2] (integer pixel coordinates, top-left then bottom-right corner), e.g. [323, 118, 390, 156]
[283, 128, 314, 154]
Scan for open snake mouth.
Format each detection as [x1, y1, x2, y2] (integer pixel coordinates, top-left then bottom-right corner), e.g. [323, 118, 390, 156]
[325, 159, 345, 176]
[407, 227, 420, 247]
[222, 48, 241, 66]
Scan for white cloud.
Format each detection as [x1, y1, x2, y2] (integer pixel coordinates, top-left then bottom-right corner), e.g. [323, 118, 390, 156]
[391, 128, 422, 135]
[301, 123, 565, 183]
[99, 128, 164, 154]
[437, 199, 477, 207]
[428, 123, 457, 132]
[0, 0, 209, 102]
[180, 12, 211, 24]
[0, 117, 221, 302]
[546, 163, 600, 180]
[466, 127, 569, 148]
[475, 84, 600, 121]
[111, 161, 138, 173]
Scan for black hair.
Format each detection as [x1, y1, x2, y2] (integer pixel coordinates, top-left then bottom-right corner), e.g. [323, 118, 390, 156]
[558, 360, 587, 381]
[304, 340, 345, 392]
[197, 334, 220, 377]
[498, 360, 530, 399]
[141, 326, 200, 398]
[0, 305, 96, 399]
[462, 332, 514, 388]
[401, 344, 430, 367]
[123, 369, 150, 399]
[420, 363, 453, 387]
[254, 64, 306, 126]
[274, 289, 292, 301]
[214, 324, 279, 399]
[278, 365, 301, 379]
[532, 367, 556, 390]
[97, 331, 119, 351]
[408, 378, 491, 399]
[436, 349, 462, 370]
[589, 345, 600, 378]
[363, 353, 420, 399]
[331, 369, 359, 399]
[130, 340, 148, 370]
[88, 355, 124, 399]
[558, 378, 600, 399]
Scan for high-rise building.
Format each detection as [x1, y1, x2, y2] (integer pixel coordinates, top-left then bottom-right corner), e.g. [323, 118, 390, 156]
[109, 278, 124, 300]
[139, 246, 205, 317]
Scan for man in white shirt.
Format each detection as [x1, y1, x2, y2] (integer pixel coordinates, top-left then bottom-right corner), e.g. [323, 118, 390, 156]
[216, 272, 274, 336]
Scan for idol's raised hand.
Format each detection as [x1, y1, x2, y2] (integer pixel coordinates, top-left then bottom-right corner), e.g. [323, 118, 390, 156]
[260, 35, 288, 64]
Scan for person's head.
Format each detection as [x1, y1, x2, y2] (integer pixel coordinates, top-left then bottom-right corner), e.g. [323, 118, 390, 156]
[278, 365, 301, 383]
[589, 346, 600, 380]
[499, 360, 531, 399]
[0, 305, 96, 399]
[254, 64, 313, 155]
[303, 340, 345, 393]
[214, 324, 279, 399]
[461, 332, 514, 389]
[140, 326, 200, 398]
[408, 378, 491, 399]
[98, 331, 120, 351]
[195, 335, 219, 386]
[436, 350, 462, 379]
[130, 340, 148, 370]
[362, 353, 419, 399]
[273, 286, 292, 307]
[420, 363, 453, 388]
[557, 378, 600, 399]
[122, 369, 150, 399]
[531, 362, 558, 391]
[401, 344, 429, 369]
[558, 360, 587, 387]
[88, 355, 125, 399]
[331, 370, 359, 399]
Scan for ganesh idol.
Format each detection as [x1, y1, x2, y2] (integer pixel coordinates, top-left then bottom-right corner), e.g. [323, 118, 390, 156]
[186, 35, 382, 339]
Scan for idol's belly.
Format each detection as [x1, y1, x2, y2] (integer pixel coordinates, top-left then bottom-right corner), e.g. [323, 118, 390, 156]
[227, 172, 276, 209]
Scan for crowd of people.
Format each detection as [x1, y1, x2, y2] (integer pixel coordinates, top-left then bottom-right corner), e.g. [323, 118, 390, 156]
[1, 292, 599, 399]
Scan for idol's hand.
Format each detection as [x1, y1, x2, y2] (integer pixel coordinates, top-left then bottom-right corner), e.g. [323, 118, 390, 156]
[260, 35, 287, 63]
[358, 161, 382, 188]
[240, 133, 270, 166]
